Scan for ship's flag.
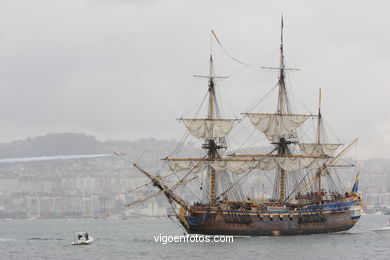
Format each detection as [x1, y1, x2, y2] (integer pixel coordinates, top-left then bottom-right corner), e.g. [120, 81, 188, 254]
[351, 172, 360, 193]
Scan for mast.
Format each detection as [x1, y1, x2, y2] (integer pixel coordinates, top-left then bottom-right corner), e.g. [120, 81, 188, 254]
[240, 17, 326, 202]
[208, 55, 215, 120]
[277, 16, 286, 115]
[317, 88, 322, 144]
[191, 53, 229, 205]
[277, 16, 288, 201]
[207, 55, 218, 204]
[165, 34, 239, 206]
[317, 88, 322, 192]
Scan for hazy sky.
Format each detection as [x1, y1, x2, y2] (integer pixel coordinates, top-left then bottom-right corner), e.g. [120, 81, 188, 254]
[0, 0, 389, 159]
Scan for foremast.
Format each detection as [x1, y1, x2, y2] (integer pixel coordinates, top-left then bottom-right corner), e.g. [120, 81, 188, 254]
[165, 53, 239, 206]
[203, 54, 222, 204]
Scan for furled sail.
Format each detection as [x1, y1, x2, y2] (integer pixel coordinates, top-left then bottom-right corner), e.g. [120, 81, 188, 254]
[271, 155, 326, 171]
[210, 159, 259, 174]
[165, 158, 258, 174]
[252, 155, 326, 171]
[179, 118, 238, 139]
[299, 143, 341, 157]
[244, 113, 311, 142]
[165, 155, 326, 173]
[166, 159, 208, 173]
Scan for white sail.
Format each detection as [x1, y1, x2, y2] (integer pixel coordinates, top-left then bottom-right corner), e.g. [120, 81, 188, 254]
[166, 160, 208, 173]
[249, 155, 326, 171]
[180, 119, 237, 139]
[211, 160, 259, 174]
[245, 113, 311, 142]
[299, 143, 341, 157]
[257, 156, 277, 171]
[166, 159, 258, 174]
[272, 156, 326, 171]
[165, 155, 326, 174]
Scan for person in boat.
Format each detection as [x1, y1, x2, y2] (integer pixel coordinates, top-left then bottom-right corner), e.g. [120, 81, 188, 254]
[85, 233, 89, 240]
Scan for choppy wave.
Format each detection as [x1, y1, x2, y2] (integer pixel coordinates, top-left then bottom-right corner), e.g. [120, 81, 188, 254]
[26, 237, 64, 241]
[0, 215, 389, 259]
[0, 238, 17, 242]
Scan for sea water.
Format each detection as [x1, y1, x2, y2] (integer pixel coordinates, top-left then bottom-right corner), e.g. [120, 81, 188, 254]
[0, 214, 389, 260]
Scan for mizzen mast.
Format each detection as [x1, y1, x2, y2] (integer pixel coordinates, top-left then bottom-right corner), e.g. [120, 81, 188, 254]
[316, 88, 322, 144]
[317, 88, 323, 192]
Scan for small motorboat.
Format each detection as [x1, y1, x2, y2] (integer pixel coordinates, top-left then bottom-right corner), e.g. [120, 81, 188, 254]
[372, 219, 390, 236]
[72, 232, 93, 245]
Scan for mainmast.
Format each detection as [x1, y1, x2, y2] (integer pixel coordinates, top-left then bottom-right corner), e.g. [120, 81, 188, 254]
[240, 17, 326, 202]
[276, 16, 289, 201]
[277, 16, 287, 115]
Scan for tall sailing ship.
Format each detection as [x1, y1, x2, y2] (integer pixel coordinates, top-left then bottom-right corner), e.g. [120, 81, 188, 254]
[128, 20, 363, 236]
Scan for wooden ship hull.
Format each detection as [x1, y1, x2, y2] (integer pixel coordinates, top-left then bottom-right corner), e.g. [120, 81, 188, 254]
[180, 197, 362, 236]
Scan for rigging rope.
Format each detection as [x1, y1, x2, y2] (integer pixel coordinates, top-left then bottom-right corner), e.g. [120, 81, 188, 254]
[212, 30, 250, 66]
[135, 79, 202, 164]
